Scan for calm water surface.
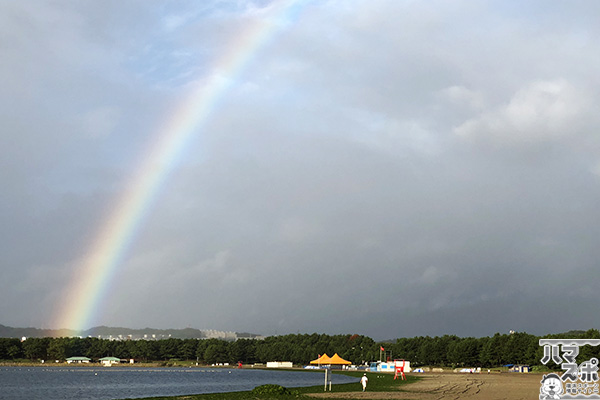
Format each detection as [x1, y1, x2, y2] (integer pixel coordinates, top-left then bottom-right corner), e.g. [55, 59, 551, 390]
[0, 366, 357, 400]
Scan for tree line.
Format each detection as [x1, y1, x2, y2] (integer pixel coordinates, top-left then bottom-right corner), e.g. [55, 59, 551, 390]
[1, 329, 599, 367]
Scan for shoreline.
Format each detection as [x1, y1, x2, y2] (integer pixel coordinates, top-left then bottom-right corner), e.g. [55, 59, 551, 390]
[0, 364, 544, 400]
[121, 371, 543, 400]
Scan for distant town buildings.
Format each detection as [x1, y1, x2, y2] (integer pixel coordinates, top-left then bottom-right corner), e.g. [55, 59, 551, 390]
[89, 329, 249, 341]
[4, 324, 265, 342]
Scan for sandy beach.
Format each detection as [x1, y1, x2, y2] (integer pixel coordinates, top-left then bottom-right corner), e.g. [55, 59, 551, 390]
[307, 372, 541, 400]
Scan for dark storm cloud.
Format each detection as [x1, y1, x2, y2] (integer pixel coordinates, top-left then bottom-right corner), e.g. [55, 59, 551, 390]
[1, 0, 599, 339]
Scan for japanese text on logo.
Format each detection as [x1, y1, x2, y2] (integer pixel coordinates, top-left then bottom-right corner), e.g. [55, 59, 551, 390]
[539, 339, 600, 399]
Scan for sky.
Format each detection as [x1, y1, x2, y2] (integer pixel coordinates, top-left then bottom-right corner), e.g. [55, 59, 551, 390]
[1, 0, 600, 341]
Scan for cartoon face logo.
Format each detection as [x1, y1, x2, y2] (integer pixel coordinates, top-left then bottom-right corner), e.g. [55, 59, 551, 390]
[540, 373, 563, 399]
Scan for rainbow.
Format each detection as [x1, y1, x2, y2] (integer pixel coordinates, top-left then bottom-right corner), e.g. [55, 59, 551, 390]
[54, 0, 306, 332]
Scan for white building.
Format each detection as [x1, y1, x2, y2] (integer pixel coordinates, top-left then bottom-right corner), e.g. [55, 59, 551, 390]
[99, 357, 121, 366]
[266, 361, 293, 368]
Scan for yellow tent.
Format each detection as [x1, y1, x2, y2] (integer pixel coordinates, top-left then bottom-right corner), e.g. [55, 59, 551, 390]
[309, 353, 351, 365]
[310, 353, 332, 365]
[329, 353, 351, 365]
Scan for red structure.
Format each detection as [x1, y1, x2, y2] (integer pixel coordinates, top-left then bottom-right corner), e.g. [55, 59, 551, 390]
[394, 360, 406, 380]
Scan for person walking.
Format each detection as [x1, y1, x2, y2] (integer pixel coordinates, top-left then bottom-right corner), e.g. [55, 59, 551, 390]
[360, 373, 368, 392]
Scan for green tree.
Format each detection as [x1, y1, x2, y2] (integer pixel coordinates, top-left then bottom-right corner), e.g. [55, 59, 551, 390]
[114, 341, 131, 359]
[180, 339, 198, 360]
[196, 340, 208, 363]
[158, 338, 180, 360]
[480, 333, 508, 367]
[503, 332, 534, 365]
[139, 340, 159, 361]
[23, 337, 49, 360]
[47, 338, 67, 361]
[1, 338, 24, 360]
[578, 329, 600, 363]
[204, 340, 229, 364]
[229, 339, 256, 364]
[85, 337, 111, 358]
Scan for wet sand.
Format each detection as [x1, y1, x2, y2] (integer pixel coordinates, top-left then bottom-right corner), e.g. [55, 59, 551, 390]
[307, 372, 541, 400]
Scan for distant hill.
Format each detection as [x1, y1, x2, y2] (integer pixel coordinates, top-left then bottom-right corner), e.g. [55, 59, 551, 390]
[0, 324, 77, 338]
[0, 324, 262, 341]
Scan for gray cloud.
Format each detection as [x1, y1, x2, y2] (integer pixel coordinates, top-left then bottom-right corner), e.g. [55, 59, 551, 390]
[1, 0, 599, 339]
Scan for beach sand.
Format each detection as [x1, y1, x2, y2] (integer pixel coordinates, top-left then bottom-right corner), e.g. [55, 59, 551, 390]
[307, 372, 541, 400]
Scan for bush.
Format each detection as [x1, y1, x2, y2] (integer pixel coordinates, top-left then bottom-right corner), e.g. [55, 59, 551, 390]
[251, 384, 298, 396]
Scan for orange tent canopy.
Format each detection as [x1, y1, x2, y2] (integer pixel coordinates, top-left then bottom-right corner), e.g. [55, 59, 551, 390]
[309, 353, 351, 365]
[310, 353, 332, 365]
[329, 353, 351, 365]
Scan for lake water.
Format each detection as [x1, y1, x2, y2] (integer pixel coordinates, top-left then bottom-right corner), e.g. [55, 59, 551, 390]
[0, 366, 357, 400]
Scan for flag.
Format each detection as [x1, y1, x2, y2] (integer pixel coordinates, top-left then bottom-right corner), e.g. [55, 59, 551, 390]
[380, 346, 384, 351]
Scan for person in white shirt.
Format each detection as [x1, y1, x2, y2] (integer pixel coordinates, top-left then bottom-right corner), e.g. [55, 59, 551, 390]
[360, 373, 368, 392]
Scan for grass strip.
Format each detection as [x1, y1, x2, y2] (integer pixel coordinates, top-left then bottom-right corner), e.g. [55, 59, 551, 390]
[121, 370, 420, 400]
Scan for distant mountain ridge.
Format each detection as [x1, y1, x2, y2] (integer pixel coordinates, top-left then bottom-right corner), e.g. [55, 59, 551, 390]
[0, 324, 262, 340]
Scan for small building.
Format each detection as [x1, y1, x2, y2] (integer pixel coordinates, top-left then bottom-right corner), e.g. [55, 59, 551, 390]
[66, 356, 91, 364]
[267, 361, 293, 368]
[370, 361, 412, 373]
[99, 357, 121, 366]
[509, 364, 530, 373]
[457, 367, 480, 373]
